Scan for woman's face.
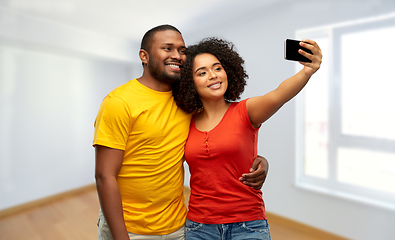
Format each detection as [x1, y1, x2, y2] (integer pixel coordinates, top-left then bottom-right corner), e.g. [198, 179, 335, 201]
[192, 53, 228, 101]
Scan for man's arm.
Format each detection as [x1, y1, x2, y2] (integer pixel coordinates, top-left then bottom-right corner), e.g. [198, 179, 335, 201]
[95, 145, 129, 240]
[239, 155, 269, 190]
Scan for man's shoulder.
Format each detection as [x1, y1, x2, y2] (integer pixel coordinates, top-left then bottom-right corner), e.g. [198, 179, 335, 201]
[108, 79, 137, 95]
[105, 79, 147, 102]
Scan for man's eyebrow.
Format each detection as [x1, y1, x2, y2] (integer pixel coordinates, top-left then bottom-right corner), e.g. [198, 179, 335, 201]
[161, 43, 186, 48]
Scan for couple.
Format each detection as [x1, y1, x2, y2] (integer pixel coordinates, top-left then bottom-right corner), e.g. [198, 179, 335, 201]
[93, 25, 322, 240]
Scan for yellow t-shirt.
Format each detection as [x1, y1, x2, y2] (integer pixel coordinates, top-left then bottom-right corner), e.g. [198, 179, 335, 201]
[93, 79, 192, 235]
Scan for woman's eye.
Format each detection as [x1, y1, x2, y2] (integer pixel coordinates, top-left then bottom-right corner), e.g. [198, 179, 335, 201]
[199, 72, 206, 76]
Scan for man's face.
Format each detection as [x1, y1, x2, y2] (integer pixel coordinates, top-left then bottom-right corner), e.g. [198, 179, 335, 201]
[147, 30, 186, 85]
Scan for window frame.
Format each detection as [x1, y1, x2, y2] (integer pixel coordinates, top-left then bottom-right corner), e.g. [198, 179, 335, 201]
[295, 14, 395, 211]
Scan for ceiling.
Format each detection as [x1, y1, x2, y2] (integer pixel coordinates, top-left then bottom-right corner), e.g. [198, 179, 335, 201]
[0, 0, 278, 43]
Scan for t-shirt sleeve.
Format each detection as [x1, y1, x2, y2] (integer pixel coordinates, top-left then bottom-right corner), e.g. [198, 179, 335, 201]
[92, 95, 131, 150]
[238, 99, 261, 130]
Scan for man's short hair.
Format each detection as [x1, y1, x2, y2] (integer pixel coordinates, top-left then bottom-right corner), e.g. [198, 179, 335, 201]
[140, 24, 181, 53]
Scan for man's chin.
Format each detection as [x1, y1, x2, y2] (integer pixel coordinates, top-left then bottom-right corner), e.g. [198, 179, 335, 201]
[160, 74, 181, 85]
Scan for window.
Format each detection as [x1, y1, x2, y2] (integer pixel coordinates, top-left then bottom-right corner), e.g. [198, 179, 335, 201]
[295, 13, 395, 210]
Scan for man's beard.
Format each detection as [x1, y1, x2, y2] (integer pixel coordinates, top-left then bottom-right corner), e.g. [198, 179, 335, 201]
[148, 58, 181, 85]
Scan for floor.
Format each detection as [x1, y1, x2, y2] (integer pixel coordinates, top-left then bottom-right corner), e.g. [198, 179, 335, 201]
[0, 188, 349, 240]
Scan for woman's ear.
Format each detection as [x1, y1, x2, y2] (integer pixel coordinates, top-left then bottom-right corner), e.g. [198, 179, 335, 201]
[139, 49, 149, 65]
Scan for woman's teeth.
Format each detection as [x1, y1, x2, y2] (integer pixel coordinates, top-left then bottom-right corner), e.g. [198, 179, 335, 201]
[209, 83, 221, 88]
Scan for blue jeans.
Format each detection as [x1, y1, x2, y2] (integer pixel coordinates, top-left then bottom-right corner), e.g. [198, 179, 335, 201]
[185, 219, 271, 240]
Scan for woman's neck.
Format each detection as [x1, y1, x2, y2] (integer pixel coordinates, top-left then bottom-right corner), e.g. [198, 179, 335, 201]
[194, 98, 231, 131]
[200, 98, 230, 117]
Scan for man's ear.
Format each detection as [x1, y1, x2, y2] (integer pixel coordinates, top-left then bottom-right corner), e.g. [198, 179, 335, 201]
[139, 49, 149, 65]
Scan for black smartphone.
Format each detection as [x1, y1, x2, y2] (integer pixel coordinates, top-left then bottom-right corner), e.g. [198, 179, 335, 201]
[284, 39, 312, 63]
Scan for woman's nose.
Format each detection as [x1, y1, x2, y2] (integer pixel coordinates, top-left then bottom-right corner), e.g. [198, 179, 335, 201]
[208, 70, 217, 80]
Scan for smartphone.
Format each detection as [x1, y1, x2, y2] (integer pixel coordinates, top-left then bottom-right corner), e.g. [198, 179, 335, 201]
[284, 39, 312, 63]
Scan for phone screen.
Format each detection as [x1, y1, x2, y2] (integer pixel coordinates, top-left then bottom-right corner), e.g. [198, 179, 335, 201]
[284, 39, 312, 63]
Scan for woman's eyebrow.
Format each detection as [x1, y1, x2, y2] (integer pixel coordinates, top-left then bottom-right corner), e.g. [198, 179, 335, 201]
[195, 62, 221, 74]
[195, 66, 207, 74]
[212, 62, 221, 67]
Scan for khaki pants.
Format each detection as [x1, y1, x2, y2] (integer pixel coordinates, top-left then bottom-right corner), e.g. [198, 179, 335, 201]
[97, 209, 185, 240]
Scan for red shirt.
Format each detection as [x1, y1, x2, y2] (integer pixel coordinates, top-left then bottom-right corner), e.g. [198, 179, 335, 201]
[185, 100, 266, 224]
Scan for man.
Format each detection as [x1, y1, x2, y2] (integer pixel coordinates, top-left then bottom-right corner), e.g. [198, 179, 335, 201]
[93, 25, 268, 240]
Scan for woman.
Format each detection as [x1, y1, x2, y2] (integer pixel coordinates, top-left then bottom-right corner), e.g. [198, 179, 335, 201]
[173, 37, 322, 239]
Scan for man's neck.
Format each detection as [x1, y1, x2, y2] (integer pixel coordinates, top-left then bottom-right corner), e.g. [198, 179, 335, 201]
[137, 75, 172, 92]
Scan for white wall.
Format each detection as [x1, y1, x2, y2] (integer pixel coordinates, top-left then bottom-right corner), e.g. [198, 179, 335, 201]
[183, 0, 395, 239]
[0, 8, 141, 210]
[2, 1, 395, 239]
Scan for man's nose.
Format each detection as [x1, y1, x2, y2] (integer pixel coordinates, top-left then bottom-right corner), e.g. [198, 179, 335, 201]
[170, 50, 181, 60]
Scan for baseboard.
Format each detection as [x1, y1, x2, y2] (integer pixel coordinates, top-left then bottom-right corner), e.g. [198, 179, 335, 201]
[0, 185, 348, 240]
[0, 184, 96, 219]
[266, 212, 350, 240]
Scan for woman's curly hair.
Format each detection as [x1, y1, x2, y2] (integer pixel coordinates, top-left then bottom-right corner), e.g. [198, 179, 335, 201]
[173, 37, 248, 113]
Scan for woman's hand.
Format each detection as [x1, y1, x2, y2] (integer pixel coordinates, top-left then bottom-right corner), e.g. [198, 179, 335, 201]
[298, 39, 322, 77]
